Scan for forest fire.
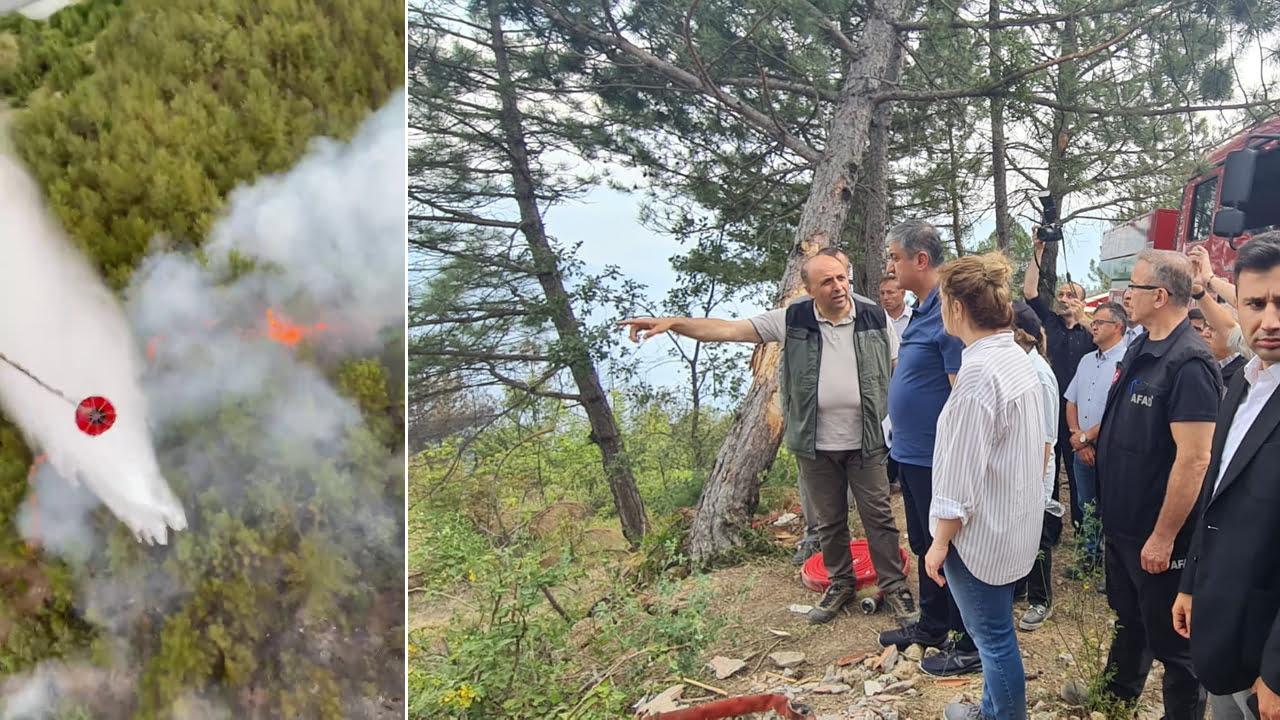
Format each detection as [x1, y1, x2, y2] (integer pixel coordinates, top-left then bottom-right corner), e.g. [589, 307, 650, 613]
[262, 308, 327, 347]
[146, 309, 330, 359]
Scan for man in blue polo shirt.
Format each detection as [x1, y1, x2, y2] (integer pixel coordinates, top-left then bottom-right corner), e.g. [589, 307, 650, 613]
[876, 220, 980, 677]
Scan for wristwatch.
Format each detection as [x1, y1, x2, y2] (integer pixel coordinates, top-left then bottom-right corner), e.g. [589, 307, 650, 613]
[1078, 432, 1089, 446]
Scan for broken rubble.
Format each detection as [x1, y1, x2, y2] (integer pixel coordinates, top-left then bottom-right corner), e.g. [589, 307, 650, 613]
[879, 645, 900, 672]
[788, 604, 814, 614]
[904, 644, 924, 661]
[770, 651, 806, 669]
[1061, 678, 1090, 706]
[634, 684, 685, 715]
[864, 680, 885, 695]
[813, 683, 852, 694]
[882, 679, 915, 694]
[707, 656, 747, 680]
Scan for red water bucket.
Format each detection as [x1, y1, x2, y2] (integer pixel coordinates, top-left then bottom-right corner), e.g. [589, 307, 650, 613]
[801, 539, 911, 593]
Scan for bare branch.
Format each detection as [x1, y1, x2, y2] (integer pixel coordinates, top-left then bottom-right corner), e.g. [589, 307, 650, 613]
[877, 1, 1193, 104]
[410, 212, 523, 230]
[718, 76, 836, 102]
[416, 349, 552, 363]
[531, 0, 823, 163]
[800, 0, 860, 59]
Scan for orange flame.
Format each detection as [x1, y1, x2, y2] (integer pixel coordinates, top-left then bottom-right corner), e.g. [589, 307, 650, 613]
[145, 309, 330, 359]
[264, 308, 326, 347]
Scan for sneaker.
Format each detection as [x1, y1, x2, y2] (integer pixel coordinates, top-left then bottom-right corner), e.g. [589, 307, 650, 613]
[878, 622, 949, 650]
[883, 589, 921, 626]
[808, 582, 856, 624]
[920, 647, 982, 677]
[942, 701, 989, 720]
[792, 539, 820, 566]
[1019, 603, 1053, 631]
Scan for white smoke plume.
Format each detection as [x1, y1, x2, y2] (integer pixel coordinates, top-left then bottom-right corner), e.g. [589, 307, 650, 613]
[0, 157, 187, 545]
[0, 88, 406, 717]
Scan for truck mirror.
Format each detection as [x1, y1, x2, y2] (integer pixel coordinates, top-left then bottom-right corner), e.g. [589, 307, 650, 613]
[1213, 207, 1247, 239]
[1219, 148, 1257, 208]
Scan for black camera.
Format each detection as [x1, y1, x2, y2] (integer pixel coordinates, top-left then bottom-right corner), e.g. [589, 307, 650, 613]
[1036, 192, 1063, 243]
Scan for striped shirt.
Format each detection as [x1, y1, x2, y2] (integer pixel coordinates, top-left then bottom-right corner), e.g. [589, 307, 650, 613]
[1027, 349, 1060, 509]
[930, 331, 1046, 585]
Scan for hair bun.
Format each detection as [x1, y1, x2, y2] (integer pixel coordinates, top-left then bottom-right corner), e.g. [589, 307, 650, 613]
[983, 253, 1012, 284]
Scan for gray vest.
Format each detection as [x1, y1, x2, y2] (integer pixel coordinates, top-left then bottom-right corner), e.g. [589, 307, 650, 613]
[780, 297, 893, 460]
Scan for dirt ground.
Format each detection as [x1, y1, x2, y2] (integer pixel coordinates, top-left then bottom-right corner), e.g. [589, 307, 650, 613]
[673, 488, 1168, 720]
[412, 487, 1175, 720]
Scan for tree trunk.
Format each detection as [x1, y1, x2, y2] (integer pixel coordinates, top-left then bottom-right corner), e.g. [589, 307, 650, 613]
[946, 125, 965, 257]
[989, 0, 1010, 252]
[857, 40, 904, 293]
[1040, 14, 1079, 300]
[686, 0, 908, 563]
[688, 341, 705, 469]
[488, 0, 649, 544]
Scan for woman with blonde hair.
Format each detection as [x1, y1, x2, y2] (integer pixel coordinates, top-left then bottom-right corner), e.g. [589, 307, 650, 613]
[924, 253, 1045, 720]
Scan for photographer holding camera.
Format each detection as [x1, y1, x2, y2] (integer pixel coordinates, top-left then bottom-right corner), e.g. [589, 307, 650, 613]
[1022, 196, 1097, 581]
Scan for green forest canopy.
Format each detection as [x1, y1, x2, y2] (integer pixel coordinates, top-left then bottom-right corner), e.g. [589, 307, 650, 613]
[0, 1, 405, 717]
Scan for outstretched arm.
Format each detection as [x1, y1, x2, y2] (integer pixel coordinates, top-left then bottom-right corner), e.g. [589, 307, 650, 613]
[618, 317, 762, 344]
[1024, 234, 1045, 300]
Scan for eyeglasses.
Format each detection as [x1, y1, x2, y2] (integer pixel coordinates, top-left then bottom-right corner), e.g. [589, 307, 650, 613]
[1089, 319, 1121, 328]
[1127, 283, 1165, 292]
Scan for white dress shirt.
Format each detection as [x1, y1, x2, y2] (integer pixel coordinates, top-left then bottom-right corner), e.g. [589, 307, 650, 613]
[930, 332, 1046, 585]
[1215, 357, 1280, 495]
[887, 306, 913, 339]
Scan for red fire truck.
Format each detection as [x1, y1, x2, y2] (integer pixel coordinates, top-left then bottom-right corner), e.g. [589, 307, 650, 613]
[1099, 115, 1280, 301]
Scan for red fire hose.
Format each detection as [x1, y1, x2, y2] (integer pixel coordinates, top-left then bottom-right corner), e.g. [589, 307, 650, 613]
[641, 693, 815, 720]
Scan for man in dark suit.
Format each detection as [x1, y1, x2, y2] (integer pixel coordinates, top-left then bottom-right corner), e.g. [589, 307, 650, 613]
[1174, 231, 1280, 720]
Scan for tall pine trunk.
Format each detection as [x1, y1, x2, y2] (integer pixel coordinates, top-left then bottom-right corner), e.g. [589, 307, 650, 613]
[855, 40, 904, 293]
[686, 0, 907, 562]
[989, 0, 1010, 252]
[1041, 14, 1080, 299]
[946, 124, 966, 257]
[488, 0, 649, 543]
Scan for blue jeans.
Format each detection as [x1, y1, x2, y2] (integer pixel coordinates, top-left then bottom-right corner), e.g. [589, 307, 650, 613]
[1072, 456, 1101, 563]
[945, 550, 1026, 720]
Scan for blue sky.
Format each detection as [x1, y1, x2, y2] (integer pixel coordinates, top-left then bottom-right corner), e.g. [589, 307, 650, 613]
[547, 184, 1111, 393]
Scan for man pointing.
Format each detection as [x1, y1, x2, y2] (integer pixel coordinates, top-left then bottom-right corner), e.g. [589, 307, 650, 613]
[620, 251, 917, 627]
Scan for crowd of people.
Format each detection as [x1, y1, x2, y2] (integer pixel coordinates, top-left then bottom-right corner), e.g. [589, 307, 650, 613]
[619, 221, 1280, 720]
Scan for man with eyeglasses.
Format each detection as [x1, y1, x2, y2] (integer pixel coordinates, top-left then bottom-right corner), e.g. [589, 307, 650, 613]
[1062, 301, 1129, 578]
[1094, 249, 1222, 720]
